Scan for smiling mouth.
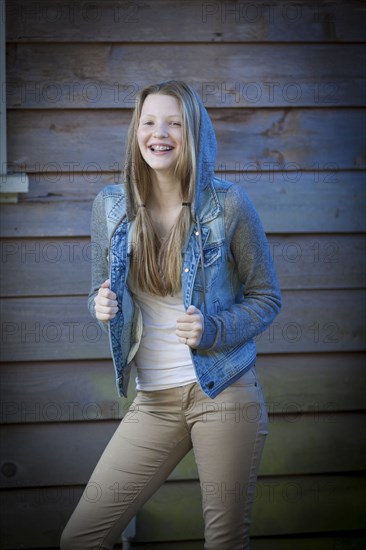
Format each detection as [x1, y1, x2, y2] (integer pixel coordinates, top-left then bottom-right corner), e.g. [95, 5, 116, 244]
[149, 145, 174, 152]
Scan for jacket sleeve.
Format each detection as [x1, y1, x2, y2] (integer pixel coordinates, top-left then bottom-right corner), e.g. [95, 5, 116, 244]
[87, 190, 110, 333]
[198, 183, 282, 350]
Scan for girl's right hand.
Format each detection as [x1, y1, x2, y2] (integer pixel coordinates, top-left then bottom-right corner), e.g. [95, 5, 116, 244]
[94, 279, 118, 321]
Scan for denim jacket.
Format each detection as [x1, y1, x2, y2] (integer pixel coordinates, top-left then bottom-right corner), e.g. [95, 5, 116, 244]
[88, 89, 281, 399]
[88, 177, 282, 399]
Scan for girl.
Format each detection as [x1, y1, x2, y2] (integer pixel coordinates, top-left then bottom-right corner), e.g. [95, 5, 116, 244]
[61, 80, 281, 549]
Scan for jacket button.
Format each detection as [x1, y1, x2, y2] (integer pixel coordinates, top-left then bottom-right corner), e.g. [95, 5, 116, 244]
[195, 231, 199, 236]
[184, 268, 189, 273]
[207, 381, 214, 389]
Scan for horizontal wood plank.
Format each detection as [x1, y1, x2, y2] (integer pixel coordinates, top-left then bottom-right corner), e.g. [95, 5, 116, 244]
[137, 476, 366, 540]
[3, 537, 364, 550]
[0, 360, 134, 424]
[1, 412, 365, 488]
[1, 234, 365, 297]
[0, 199, 94, 238]
[7, 109, 366, 173]
[0, 296, 111, 362]
[6, 0, 366, 43]
[0, 290, 365, 361]
[1, 353, 365, 425]
[6, 43, 365, 108]
[0, 290, 364, 360]
[270, 234, 366, 290]
[122, 536, 366, 550]
[256, 289, 366, 354]
[1, 171, 365, 237]
[123, 536, 366, 550]
[256, 352, 366, 414]
[1, 475, 365, 547]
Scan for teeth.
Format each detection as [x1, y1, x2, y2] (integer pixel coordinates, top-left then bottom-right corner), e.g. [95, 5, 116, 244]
[151, 145, 172, 151]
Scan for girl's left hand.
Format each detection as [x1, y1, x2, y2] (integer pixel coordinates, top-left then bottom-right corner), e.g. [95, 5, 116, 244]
[176, 305, 204, 348]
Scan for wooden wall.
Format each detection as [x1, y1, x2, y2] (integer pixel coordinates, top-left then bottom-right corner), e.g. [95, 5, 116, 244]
[1, 0, 366, 548]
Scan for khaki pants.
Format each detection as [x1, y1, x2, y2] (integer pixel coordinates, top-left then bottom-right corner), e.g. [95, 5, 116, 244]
[60, 366, 268, 550]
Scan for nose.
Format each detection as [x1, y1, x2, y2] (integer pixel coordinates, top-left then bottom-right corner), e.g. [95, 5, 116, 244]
[153, 122, 168, 138]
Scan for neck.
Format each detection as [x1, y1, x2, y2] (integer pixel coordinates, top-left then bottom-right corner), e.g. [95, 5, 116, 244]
[148, 170, 183, 210]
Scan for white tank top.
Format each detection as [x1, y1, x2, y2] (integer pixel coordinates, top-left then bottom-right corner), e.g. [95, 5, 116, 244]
[128, 278, 197, 391]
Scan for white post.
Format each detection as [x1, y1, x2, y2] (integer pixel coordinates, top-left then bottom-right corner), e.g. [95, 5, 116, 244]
[0, 0, 28, 202]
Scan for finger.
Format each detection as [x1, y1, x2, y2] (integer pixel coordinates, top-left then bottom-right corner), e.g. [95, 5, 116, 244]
[176, 322, 197, 332]
[177, 317, 202, 327]
[96, 304, 118, 314]
[177, 334, 190, 346]
[99, 287, 117, 300]
[96, 312, 116, 321]
[176, 314, 197, 324]
[176, 327, 201, 339]
[95, 306, 118, 316]
[101, 279, 110, 288]
[95, 300, 118, 309]
[177, 308, 202, 323]
[175, 329, 189, 338]
[95, 295, 118, 307]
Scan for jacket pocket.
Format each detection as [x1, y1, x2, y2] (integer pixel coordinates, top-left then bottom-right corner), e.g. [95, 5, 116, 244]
[193, 243, 223, 291]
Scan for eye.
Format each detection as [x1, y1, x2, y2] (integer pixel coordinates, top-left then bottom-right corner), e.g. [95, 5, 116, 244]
[143, 121, 154, 125]
[171, 122, 181, 126]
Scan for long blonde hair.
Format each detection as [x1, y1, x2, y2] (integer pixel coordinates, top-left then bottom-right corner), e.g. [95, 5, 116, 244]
[125, 81, 201, 296]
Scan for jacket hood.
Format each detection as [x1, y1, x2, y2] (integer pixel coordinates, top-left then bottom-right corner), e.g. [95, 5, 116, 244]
[124, 88, 217, 221]
[191, 89, 217, 220]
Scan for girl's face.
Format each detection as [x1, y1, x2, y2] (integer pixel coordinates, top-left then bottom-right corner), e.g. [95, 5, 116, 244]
[137, 94, 183, 177]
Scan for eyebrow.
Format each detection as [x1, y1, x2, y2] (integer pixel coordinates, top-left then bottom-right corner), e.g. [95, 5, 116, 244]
[140, 113, 181, 117]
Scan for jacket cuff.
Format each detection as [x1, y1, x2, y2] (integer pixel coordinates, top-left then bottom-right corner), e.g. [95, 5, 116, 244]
[197, 315, 217, 350]
[88, 295, 110, 334]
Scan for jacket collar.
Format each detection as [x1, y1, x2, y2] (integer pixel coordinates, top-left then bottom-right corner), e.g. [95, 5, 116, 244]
[105, 185, 128, 224]
[196, 177, 221, 224]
